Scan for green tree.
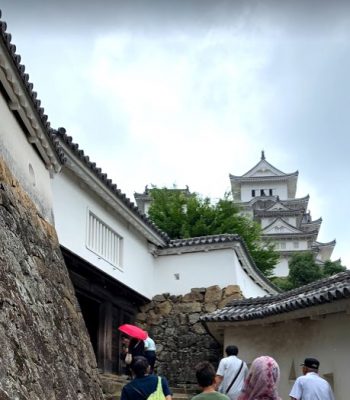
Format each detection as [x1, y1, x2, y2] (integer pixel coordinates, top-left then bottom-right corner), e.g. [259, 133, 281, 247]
[273, 252, 347, 291]
[270, 276, 294, 291]
[322, 259, 346, 276]
[147, 187, 279, 276]
[288, 252, 323, 288]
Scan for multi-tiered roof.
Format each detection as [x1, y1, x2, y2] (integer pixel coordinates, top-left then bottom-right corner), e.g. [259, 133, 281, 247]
[229, 152, 335, 270]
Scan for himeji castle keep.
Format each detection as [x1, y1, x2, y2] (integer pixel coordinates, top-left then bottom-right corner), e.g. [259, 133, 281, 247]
[229, 151, 336, 276]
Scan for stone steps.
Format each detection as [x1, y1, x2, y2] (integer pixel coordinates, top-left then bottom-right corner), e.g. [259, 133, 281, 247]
[100, 373, 196, 400]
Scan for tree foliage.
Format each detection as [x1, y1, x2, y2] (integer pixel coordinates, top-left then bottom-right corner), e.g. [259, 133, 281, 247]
[288, 252, 324, 287]
[147, 187, 279, 276]
[274, 252, 347, 291]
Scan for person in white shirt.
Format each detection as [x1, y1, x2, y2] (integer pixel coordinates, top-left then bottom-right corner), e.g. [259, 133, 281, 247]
[289, 357, 335, 400]
[215, 345, 248, 400]
[144, 334, 156, 373]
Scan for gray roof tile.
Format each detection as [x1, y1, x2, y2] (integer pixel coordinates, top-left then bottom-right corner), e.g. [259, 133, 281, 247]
[201, 271, 350, 322]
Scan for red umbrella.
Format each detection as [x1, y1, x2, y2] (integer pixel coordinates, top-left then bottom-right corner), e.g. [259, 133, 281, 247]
[118, 324, 148, 340]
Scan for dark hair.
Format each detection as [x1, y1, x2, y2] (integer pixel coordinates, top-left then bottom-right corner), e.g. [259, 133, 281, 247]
[195, 362, 216, 388]
[226, 345, 238, 356]
[131, 356, 150, 378]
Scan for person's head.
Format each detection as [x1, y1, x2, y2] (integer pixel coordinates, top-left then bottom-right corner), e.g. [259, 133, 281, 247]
[122, 336, 130, 345]
[225, 345, 239, 356]
[195, 361, 216, 389]
[301, 357, 320, 375]
[131, 356, 150, 378]
[239, 356, 280, 400]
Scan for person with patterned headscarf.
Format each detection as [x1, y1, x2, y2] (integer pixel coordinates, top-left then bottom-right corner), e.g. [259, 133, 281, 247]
[237, 356, 281, 400]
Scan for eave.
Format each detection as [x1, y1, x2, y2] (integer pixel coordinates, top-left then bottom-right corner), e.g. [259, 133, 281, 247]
[0, 15, 62, 173]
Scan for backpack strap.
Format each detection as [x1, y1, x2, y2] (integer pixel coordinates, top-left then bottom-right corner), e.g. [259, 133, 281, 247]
[129, 377, 163, 400]
[225, 361, 244, 394]
[129, 384, 147, 399]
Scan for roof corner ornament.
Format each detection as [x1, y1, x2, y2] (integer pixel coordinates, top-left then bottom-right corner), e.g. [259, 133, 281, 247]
[261, 150, 265, 160]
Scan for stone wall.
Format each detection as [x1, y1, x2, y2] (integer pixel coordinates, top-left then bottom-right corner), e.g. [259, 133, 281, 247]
[136, 284, 242, 386]
[0, 158, 104, 400]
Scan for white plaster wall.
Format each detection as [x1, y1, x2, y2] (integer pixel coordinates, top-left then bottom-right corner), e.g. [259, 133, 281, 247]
[274, 240, 308, 252]
[240, 182, 288, 202]
[154, 248, 269, 298]
[272, 256, 289, 276]
[0, 92, 53, 222]
[52, 169, 156, 299]
[224, 312, 350, 400]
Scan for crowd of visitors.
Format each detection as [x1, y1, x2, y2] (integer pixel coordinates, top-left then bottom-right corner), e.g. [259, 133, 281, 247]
[120, 337, 335, 400]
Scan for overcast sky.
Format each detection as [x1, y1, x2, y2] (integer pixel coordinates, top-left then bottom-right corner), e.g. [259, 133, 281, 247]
[1, 1, 349, 266]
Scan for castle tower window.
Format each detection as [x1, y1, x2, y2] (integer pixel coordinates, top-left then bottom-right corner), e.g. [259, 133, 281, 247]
[252, 189, 256, 197]
[260, 189, 266, 196]
[269, 189, 273, 196]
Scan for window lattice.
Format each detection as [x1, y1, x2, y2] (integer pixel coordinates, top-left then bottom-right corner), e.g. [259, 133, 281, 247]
[87, 211, 122, 268]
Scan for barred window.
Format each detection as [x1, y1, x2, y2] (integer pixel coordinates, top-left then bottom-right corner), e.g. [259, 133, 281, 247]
[86, 210, 123, 268]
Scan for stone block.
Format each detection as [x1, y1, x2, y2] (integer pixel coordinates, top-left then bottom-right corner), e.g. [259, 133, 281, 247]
[175, 302, 202, 313]
[136, 312, 147, 322]
[152, 294, 166, 302]
[156, 301, 172, 315]
[146, 310, 162, 325]
[218, 294, 242, 308]
[204, 285, 223, 304]
[188, 313, 200, 324]
[140, 302, 154, 313]
[191, 323, 206, 335]
[223, 285, 241, 298]
[182, 291, 204, 302]
[203, 303, 217, 313]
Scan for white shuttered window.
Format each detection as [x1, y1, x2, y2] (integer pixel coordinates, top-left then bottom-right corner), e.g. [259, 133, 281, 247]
[86, 210, 123, 268]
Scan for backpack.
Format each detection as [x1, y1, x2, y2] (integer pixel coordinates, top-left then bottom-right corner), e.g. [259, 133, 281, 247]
[147, 377, 165, 400]
[125, 353, 132, 365]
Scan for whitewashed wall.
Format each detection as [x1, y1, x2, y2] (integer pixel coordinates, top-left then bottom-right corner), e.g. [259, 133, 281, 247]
[154, 248, 269, 298]
[52, 169, 156, 298]
[273, 257, 289, 276]
[240, 182, 288, 202]
[0, 92, 53, 222]
[224, 312, 349, 400]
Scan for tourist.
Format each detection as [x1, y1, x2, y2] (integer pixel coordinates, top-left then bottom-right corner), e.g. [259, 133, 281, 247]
[192, 361, 229, 400]
[289, 357, 335, 400]
[129, 337, 146, 360]
[238, 356, 281, 400]
[120, 336, 132, 377]
[216, 345, 248, 400]
[144, 334, 157, 373]
[121, 356, 172, 400]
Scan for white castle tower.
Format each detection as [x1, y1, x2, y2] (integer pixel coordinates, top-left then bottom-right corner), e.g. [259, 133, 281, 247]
[229, 151, 335, 276]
